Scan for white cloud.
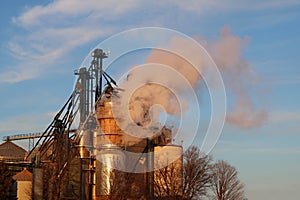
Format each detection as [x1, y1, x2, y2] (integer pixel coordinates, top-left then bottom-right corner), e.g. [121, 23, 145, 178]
[0, 66, 38, 83]
[12, 0, 141, 28]
[2, 26, 111, 83]
[12, 0, 300, 30]
[164, 0, 300, 13]
[3, 15, 114, 83]
[3, 0, 143, 84]
[3, 0, 299, 84]
[0, 113, 53, 134]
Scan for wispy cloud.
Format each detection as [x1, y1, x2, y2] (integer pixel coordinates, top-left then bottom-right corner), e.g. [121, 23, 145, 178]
[1, 3, 126, 83]
[12, 0, 141, 28]
[3, 0, 124, 83]
[2, 27, 113, 83]
[13, 0, 300, 28]
[0, 65, 39, 83]
[169, 0, 300, 13]
[0, 113, 53, 135]
[3, 0, 299, 84]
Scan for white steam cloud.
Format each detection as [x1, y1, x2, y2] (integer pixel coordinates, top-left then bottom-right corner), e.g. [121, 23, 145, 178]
[114, 26, 266, 131]
[207, 26, 267, 128]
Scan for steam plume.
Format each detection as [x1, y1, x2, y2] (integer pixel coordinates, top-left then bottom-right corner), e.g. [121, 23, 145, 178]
[207, 26, 267, 128]
[116, 26, 267, 130]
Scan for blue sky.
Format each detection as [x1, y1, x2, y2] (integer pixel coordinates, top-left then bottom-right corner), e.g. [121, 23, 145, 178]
[0, 1, 300, 199]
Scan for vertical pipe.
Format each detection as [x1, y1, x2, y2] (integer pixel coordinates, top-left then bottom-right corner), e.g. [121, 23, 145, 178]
[90, 70, 93, 111]
[146, 139, 154, 199]
[86, 71, 90, 117]
[94, 56, 99, 102]
[99, 52, 103, 95]
[79, 67, 87, 123]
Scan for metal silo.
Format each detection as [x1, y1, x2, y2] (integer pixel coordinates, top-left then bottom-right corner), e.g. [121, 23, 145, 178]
[95, 144, 125, 197]
[96, 86, 124, 147]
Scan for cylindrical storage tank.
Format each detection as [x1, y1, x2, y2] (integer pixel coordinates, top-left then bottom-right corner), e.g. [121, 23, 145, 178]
[154, 145, 183, 198]
[95, 145, 125, 197]
[96, 98, 124, 146]
[33, 168, 43, 200]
